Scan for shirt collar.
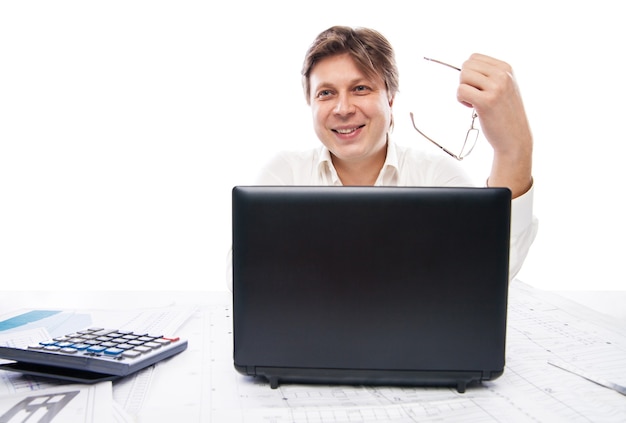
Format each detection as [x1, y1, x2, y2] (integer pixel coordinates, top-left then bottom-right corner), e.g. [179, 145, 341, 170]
[316, 147, 340, 185]
[316, 140, 400, 186]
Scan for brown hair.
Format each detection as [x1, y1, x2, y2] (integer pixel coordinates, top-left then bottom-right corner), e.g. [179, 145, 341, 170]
[301, 26, 399, 104]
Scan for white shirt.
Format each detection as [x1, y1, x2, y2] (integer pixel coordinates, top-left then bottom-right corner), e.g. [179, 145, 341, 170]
[255, 141, 538, 280]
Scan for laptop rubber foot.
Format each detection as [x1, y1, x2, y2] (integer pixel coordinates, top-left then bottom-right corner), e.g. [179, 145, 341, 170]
[269, 377, 279, 389]
[456, 380, 467, 393]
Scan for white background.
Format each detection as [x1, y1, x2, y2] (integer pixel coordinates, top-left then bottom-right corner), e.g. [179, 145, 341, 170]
[1, 1, 624, 292]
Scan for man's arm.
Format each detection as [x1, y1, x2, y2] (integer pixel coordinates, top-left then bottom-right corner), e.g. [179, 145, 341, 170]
[457, 53, 533, 198]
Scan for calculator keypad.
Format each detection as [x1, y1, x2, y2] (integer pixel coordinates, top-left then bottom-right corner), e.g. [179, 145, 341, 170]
[27, 327, 174, 360]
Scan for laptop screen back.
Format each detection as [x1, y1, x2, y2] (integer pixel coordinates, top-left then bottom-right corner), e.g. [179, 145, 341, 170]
[232, 186, 511, 392]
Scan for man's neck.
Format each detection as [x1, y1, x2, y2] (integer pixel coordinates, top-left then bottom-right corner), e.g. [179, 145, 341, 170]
[331, 145, 387, 186]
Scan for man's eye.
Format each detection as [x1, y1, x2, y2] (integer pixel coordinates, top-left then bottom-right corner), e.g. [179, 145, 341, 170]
[317, 90, 333, 98]
[354, 85, 370, 93]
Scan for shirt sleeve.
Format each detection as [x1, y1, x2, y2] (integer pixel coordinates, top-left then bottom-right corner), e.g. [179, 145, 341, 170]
[255, 151, 315, 185]
[255, 153, 294, 185]
[508, 183, 539, 281]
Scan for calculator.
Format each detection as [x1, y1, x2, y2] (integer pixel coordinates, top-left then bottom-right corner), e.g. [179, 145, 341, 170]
[0, 327, 188, 383]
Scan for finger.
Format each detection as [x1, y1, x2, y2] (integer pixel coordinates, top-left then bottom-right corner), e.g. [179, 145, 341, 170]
[462, 54, 514, 90]
[457, 83, 481, 110]
[458, 64, 515, 109]
[464, 53, 511, 74]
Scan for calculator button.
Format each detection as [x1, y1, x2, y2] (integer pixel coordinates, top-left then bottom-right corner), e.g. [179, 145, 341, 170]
[91, 329, 115, 336]
[122, 350, 142, 358]
[44, 346, 61, 351]
[104, 347, 124, 356]
[115, 343, 135, 350]
[107, 332, 124, 338]
[144, 342, 161, 349]
[86, 345, 106, 354]
[122, 335, 139, 340]
[27, 344, 44, 350]
[60, 347, 78, 354]
[71, 343, 90, 350]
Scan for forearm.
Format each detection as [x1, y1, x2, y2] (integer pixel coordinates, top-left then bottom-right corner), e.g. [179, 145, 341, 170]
[488, 144, 533, 198]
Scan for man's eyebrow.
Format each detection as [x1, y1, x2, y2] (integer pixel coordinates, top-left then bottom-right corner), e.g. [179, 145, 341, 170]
[312, 81, 335, 90]
[313, 77, 373, 91]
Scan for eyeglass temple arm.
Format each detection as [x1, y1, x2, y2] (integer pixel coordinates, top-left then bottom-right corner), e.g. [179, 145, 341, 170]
[409, 112, 462, 160]
[423, 57, 461, 71]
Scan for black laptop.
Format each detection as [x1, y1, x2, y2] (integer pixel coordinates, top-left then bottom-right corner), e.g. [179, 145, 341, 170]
[231, 185, 511, 393]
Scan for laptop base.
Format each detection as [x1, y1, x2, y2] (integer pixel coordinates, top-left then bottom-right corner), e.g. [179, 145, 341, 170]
[236, 365, 504, 393]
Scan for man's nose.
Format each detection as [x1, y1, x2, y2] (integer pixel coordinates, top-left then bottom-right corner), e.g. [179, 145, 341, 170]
[333, 94, 356, 116]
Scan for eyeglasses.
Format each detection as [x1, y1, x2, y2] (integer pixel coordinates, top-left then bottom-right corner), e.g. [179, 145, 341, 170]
[410, 57, 479, 161]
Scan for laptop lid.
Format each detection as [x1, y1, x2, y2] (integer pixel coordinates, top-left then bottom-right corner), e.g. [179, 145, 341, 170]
[232, 186, 511, 393]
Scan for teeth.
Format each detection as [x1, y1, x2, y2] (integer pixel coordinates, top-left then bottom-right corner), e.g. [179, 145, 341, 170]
[335, 128, 357, 134]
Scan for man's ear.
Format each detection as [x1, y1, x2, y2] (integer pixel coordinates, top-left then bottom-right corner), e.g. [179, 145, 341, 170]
[388, 95, 395, 131]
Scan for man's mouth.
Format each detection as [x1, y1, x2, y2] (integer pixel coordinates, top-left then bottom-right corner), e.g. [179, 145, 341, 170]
[333, 125, 365, 135]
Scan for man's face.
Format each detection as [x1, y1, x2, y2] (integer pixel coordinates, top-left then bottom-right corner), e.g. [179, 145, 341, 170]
[308, 53, 393, 167]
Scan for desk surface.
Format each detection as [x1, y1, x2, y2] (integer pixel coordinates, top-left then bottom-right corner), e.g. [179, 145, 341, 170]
[1, 282, 625, 422]
[2, 286, 626, 324]
[553, 289, 626, 323]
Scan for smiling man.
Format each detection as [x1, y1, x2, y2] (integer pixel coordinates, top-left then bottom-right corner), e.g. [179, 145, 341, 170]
[254, 25, 538, 279]
[308, 53, 392, 185]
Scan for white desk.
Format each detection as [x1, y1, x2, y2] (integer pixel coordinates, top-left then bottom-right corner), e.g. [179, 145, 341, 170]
[554, 290, 626, 323]
[1, 281, 625, 422]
